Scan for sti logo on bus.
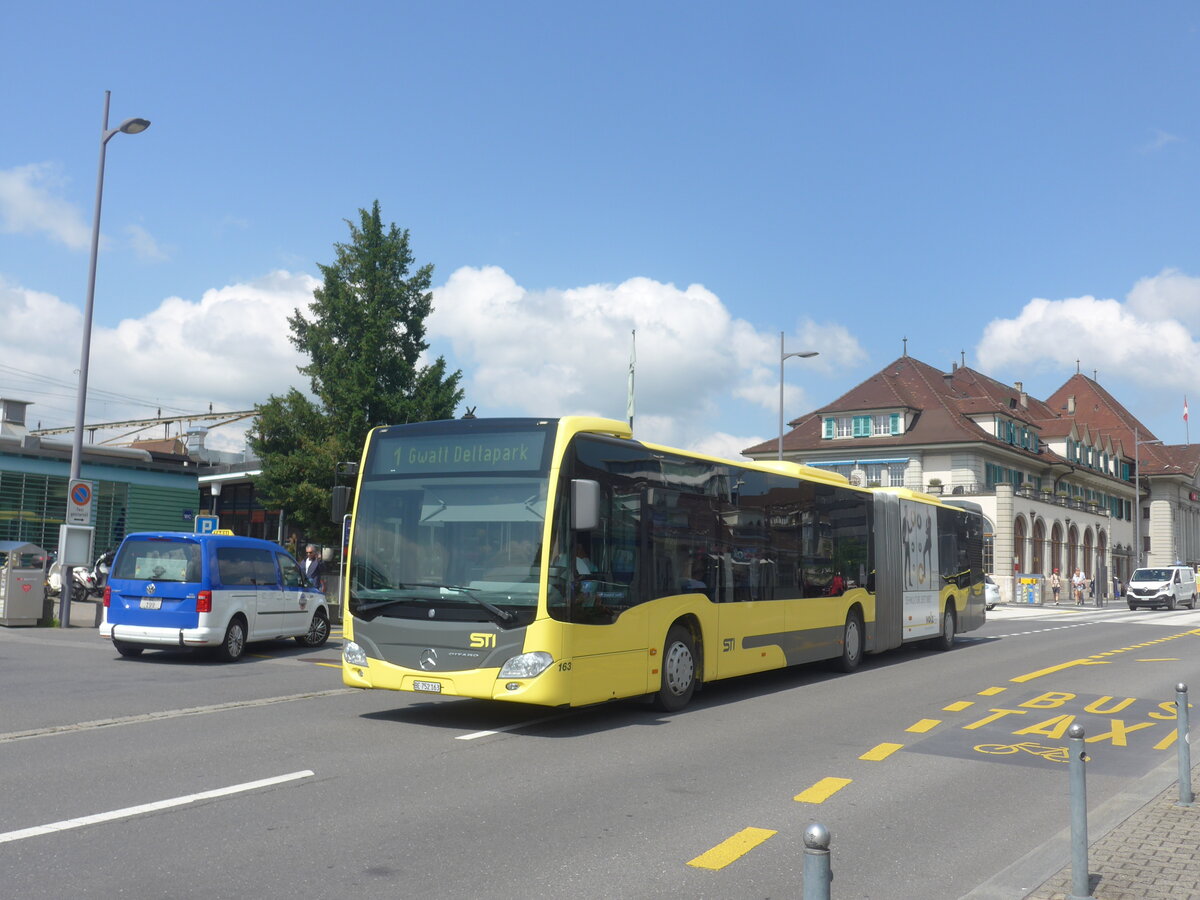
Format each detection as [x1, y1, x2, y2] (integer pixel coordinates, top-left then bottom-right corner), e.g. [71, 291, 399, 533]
[470, 633, 496, 648]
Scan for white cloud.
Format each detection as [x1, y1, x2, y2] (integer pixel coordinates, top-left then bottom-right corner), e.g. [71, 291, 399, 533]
[689, 431, 762, 462]
[0, 271, 319, 439]
[4, 264, 862, 462]
[125, 224, 169, 261]
[1141, 129, 1181, 153]
[429, 266, 864, 451]
[976, 270, 1200, 391]
[0, 163, 92, 249]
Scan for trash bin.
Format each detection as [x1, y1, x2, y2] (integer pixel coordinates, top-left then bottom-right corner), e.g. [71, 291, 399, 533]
[0, 541, 48, 626]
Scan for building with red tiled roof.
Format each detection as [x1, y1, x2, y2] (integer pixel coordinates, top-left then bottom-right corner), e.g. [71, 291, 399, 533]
[744, 356, 1200, 604]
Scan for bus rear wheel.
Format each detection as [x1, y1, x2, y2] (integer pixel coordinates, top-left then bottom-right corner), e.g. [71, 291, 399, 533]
[935, 605, 957, 651]
[654, 624, 696, 712]
[838, 610, 863, 672]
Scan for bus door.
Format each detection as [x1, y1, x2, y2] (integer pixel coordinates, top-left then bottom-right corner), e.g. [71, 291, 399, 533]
[711, 483, 786, 679]
[565, 485, 650, 706]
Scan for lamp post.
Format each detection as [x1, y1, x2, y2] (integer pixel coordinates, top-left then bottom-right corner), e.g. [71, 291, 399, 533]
[62, 91, 150, 627]
[778, 331, 818, 460]
[1133, 428, 1163, 570]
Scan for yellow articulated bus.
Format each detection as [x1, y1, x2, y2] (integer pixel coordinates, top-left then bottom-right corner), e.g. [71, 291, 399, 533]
[340, 416, 985, 711]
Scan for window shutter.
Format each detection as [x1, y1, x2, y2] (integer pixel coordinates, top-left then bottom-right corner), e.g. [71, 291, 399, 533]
[889, 413, 900, 434]
[823, 418, 834, 439]
[852, 416, 870, 437]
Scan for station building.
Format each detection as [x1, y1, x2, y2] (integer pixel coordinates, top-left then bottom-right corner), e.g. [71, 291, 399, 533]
[0, 398, 200, 557]
[744, 356, 1200, 603]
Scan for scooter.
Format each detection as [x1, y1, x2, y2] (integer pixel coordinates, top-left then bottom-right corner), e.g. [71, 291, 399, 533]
[47, 553, 110, 604]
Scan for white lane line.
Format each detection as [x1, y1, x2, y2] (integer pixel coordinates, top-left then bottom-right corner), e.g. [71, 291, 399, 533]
[0, 689, 356, 744]
[457, 711, 572, 740]
[0, 770, 314, 845]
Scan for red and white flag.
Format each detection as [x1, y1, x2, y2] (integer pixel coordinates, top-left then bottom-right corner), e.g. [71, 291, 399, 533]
[1186, 397, 1190, 423]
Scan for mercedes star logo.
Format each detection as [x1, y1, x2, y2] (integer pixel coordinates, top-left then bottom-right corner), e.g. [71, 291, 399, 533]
[419, 648, 439, 670]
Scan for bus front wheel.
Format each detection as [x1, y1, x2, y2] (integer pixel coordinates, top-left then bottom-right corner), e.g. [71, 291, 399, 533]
[654, 624, 696, 712]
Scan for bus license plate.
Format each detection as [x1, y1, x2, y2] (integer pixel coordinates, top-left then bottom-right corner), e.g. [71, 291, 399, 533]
[140, 598, 162, 610]
[412, 680, 442, 693]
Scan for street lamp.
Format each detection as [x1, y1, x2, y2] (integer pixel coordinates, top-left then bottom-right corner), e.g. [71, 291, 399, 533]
[62, 91, 150, 627]
[778, 331, 818, 460]
[1133, 427, 1163, 570]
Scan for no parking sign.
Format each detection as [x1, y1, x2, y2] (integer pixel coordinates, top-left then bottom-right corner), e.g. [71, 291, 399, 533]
[67, 479, 93, 526]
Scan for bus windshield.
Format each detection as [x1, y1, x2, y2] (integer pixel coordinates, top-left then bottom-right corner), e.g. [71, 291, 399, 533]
[348, 423, 554, 625]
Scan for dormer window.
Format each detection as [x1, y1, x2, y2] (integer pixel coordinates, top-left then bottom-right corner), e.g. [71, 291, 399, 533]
[822, 413, 902, 439]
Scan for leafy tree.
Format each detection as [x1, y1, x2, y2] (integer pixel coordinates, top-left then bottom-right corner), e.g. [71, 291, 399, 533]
[251, 202, 463, 543]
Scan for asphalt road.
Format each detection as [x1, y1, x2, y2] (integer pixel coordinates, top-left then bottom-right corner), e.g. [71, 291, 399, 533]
[2, 604, 1198, 899]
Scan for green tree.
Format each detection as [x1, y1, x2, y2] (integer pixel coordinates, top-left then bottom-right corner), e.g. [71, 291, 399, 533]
[251, 202, 463, 543]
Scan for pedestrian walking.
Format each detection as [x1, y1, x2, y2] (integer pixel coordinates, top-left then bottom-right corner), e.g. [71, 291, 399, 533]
[1049, 569, 1062, 605]
[1071, 567, 1086, 606]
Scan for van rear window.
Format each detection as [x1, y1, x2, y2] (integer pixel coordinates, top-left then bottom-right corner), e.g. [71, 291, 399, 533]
[112, 540, 201, 582]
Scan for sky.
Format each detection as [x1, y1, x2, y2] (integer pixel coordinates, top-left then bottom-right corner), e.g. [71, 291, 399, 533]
[4, 2, 1200, 459]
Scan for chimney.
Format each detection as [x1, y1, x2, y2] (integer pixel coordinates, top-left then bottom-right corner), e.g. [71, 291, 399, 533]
[0, 398, 31, 439]
[1014, 381, 1023, 392]
[1020, 391, 1028, 408]
[1067, 395, 1076, 415]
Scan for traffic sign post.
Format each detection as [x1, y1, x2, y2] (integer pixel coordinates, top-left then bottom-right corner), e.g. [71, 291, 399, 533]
[194, 515, 219, 535]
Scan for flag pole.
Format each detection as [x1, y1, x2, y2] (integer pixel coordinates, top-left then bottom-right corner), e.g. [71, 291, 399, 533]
[627, 329, 636, 430]
[1185, 396, 1190, 445]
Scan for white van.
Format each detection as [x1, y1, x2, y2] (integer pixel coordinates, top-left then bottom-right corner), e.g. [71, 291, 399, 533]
[1125, 564, 1197, 611]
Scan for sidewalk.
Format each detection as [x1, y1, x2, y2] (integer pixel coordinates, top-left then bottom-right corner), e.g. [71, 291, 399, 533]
[54, 596, 103, 628]
[1022, 768, 1200, 899]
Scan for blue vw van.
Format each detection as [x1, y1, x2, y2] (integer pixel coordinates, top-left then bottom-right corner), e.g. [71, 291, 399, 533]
[100, 532, 331, 660]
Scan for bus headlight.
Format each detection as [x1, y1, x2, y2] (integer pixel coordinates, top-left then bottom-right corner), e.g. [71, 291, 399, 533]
[343, 641, 368, 666]
[498, 651, 554, 678]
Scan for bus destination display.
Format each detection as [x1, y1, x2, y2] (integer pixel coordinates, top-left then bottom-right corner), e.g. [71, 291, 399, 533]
[374, 431, 546, 474]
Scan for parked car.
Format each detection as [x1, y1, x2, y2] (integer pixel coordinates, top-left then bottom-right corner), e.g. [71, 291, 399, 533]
[985, 574, 1000, 610]
[100, 531, 330, 660]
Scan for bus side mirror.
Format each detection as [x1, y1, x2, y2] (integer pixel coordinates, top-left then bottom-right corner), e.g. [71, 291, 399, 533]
[331, 485, 351, 523]
[571, 479, 600, 531]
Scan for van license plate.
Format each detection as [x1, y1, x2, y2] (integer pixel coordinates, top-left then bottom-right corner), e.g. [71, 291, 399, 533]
[140, 598, 162, 609]
[412, 681, 442, 693]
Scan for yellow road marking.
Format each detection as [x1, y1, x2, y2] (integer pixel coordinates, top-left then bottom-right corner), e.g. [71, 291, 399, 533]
[907, 718, 941, 733]
[794, 777, 851, 803]
[313, 662, 342, 669]
[687, 827, 777, 869]
[860, 742, 903, 761]
[1136, 658, 1180, 662]
[1010, 658, 1110, 682]
[943, 700, 973, 711]
[1154, 729, 1179, 751]
[979, 686, 1006, 696]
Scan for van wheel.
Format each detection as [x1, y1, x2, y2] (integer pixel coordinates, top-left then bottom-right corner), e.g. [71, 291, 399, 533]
[1167, 594, 1177, 611]
[653, 625, 696, 712]
[1128, 601, 1136, 610]
[215, 616, 246, 661]
[838, 610, 864, 672]
[113, 640, 143, 658]
[295, 609, 330, 647]
[935, 605, 957, 651]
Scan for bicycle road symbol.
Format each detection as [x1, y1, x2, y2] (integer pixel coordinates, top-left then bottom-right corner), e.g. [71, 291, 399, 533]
[974, 741, 1073, 763]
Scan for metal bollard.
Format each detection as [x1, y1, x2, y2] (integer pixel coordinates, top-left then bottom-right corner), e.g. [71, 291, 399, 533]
[802, 823, 831, 900]
[1067, 723, 1095, 900]
[1177, 683, 1194, 807]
